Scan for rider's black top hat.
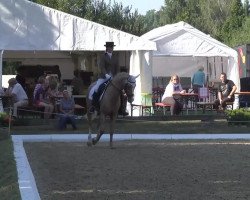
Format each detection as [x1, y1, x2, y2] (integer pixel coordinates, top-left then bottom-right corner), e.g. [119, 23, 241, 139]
[104, 42, 116, 47]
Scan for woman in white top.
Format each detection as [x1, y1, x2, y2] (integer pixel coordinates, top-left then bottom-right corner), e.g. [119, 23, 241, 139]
[162, 75, 186, 115]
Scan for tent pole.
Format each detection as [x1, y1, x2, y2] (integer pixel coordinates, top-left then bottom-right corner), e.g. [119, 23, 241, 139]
[221, 57, 224, 72]
[206, 57, 209, 86]
[0, 50, 4, 113]
[0, 50, 3, 88]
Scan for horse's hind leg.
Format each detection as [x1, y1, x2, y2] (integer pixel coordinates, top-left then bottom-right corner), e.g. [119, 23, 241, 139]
[87, 113, 93, 147]
[110, 133, 114, 149]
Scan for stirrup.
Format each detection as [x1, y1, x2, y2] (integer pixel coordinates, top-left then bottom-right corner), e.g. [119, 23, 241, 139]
[89, 106, 95, 114]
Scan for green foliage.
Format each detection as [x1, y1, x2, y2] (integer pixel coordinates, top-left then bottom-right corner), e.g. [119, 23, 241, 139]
[0, 112, 10, 127]
[225, 108, 250, 126]
[3, 61, 21, 75]
[221, 0, 245, 44]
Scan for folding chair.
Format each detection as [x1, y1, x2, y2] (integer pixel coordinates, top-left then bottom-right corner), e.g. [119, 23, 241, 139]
[196, 87, 213, 113]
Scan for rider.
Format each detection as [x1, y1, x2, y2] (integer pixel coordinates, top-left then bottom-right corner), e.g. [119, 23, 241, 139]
[89, 41, 129, 116]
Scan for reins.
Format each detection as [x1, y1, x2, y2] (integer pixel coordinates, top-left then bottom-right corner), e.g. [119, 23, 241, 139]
[110, 81, 123, 93]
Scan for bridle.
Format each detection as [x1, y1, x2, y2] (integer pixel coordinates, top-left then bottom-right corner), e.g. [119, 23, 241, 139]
[110, 76, 136, 98]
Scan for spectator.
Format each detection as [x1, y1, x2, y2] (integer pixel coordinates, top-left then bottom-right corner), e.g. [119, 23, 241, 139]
[6, 78, 28, 118]
[161, 75, 186, 115]
[192, 66, 206, 93]
[213, 72, 237, 110]
[58, 90, 77, 130]
[33, 77, 54, 119]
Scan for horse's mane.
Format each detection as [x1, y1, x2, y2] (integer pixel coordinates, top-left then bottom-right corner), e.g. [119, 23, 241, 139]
[112, 72, 129, 83]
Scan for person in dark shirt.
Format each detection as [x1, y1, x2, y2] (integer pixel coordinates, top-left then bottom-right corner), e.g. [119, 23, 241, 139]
[213, 72, 237, 110]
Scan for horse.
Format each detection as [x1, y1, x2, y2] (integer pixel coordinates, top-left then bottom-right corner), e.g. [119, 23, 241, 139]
[86, 72, 139, 148]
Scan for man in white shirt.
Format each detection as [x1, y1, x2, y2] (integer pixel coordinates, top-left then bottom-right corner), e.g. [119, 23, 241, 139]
[6, 78, 28, 118]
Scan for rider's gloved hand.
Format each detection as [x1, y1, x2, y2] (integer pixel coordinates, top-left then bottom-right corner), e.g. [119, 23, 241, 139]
[105, 74, 111, 79]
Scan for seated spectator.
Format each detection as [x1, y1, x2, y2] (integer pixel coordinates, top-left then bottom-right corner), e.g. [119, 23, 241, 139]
[213, 72, 237, 111]
[58, 90, 77, 130]
[45, 75, 62, 113]
[5, 78, 28, 118]
[33, 76, 46, 99]
[161, 75, 186, 115]
[33, 77, 54, 119]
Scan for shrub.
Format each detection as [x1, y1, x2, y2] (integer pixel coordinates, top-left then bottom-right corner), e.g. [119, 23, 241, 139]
[225, 108, 250, 126]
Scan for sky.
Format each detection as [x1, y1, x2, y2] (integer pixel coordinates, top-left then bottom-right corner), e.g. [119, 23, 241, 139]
[104, 0, 165, 15]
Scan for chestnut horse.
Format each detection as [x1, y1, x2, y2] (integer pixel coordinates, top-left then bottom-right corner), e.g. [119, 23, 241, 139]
[86, 72, 138, 148]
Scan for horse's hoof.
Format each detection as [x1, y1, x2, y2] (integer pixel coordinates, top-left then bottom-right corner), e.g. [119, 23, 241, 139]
[87, 141, 92, 147]
[92, 138, 97, 145]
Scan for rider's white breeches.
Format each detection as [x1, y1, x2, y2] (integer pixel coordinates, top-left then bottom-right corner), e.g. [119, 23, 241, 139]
[89, 77, 108, 100]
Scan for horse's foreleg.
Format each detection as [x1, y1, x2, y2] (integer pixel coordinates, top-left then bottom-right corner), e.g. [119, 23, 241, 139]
[92, 130, 104, 145]
[109, 116, 115, 149]
[92, 114, 105, 145]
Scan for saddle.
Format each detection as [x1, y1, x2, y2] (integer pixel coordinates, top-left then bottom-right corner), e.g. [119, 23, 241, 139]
[92, 79, 111, 110]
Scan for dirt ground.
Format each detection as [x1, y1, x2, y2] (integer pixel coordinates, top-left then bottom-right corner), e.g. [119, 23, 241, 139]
[24, 140, 250, 200]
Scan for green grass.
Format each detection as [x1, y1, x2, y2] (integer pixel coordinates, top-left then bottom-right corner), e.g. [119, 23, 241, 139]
[11, 118, 250, 134]
[0, 138, 21, 200]
[115, 119, 250, 134]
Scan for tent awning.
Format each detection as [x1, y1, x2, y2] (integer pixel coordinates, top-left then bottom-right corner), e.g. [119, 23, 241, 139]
[0, 0, 156, 51]
[141, 21, 237, 58]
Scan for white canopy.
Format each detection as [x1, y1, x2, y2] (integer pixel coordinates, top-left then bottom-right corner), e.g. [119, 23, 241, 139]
[141, 21, 240, 108]
[0, 0, 156, 115]
[0, 0, 155, 51]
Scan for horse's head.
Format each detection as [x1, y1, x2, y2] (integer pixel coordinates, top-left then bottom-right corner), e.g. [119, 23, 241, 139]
[124, 74, 139, 103]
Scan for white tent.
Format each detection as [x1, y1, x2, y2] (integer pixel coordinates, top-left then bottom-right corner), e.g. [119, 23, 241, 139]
[0, 0, 156, 115]
[141, 21, 240, 108]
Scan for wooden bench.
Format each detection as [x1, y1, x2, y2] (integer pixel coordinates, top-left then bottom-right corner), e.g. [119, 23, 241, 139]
[196, 102, 214, 114]
[225, 102, 234, 110]
[130, 104, 152, 116]
[17, 104, 45, 119]
[154, 102, 171, 115]
[196, 101, 234, 114]
[74, 104, 85, 116]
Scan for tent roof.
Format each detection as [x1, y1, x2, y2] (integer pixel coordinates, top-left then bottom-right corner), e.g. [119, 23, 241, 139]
[141, 21, 236, 57]
[0, 0, 156, 51]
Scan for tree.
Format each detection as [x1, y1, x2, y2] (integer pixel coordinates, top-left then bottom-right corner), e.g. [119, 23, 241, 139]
[140, 10, 161, 34]
[221, 0, 245, 44]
